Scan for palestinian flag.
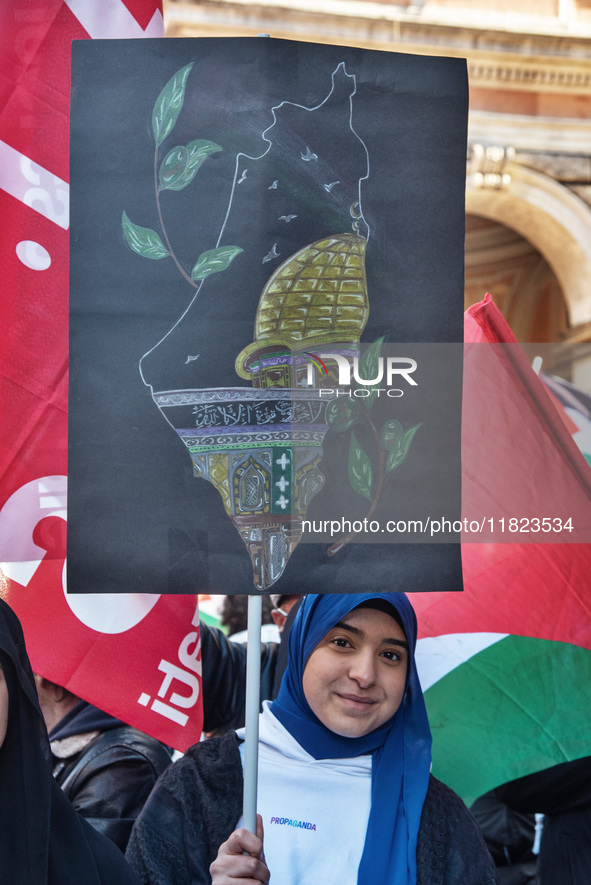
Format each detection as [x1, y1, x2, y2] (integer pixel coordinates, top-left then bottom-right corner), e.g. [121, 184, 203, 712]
[413, 295, 591, 805]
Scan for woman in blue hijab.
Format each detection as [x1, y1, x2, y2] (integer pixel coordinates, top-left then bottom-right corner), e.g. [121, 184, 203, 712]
[268, 592, 430, 884]
[127, 593, 498, 885]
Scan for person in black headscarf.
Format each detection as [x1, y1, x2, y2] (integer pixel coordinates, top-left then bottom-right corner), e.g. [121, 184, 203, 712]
[0, 596, 140, 884]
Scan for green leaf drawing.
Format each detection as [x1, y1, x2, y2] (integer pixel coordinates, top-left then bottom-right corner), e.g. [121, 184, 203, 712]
[159, 146, 189, 190]
[122, 212, 169, 260]
[159, 140, 222, 191]
[152, 62, 194, 147]
[348, 432, 373, 500]
[186, 139, 222, 170]
[325, 397, 358, 432]
[358, 336, 385, 408]
[380, 419, 404, 451]
[385, 422, 421, 473]
[191, 245, 243, 281]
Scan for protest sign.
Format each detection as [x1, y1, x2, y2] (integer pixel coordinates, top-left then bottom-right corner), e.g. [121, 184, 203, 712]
[68, 37, 468, 596]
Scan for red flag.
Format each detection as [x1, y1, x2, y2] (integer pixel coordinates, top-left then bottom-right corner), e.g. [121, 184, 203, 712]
[413, 295, 591, 802]
[415, 294, 591, 648]
[0, 2, 164, 518]
[7, 530, 203, 751]
[541, 371, 591, 466]
[0, 3, 205, 752]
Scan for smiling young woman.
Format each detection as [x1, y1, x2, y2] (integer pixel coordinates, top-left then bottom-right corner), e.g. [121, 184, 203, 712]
[127, 592, 498, 885]
[302, 604, 409, 738]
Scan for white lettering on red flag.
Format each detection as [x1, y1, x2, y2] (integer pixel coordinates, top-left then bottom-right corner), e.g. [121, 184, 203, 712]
[0, 3, 203, 752]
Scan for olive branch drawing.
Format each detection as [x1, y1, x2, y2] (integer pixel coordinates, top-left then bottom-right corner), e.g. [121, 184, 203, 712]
[325, 337, 421, 554]
[121, 62, 242, 287]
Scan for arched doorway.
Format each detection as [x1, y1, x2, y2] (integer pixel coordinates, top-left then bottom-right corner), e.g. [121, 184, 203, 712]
[464, 214, 568, 342]
[466, 163, 591, 335]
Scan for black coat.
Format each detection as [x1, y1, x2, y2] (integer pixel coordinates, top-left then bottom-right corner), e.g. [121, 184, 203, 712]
[51, 716, 173, 851]
[470, 790, 537, 885]
[494, 757, 591, 885]
[127, 730, 499, 885]
[0, 598, 140, 885]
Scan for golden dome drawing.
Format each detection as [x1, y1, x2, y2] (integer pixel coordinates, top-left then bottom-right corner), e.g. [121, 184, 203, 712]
[236, 233, 368, 380]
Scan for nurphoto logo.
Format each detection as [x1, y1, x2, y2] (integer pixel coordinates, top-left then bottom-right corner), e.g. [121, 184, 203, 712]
[305, 352, 418, 397]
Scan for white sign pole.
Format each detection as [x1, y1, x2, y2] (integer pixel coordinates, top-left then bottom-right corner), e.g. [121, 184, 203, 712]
[242, 593, 262, 833]
[241, 30, 270, 839]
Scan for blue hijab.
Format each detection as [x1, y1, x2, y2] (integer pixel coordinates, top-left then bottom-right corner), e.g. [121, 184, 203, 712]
[270, 593, 432, 885]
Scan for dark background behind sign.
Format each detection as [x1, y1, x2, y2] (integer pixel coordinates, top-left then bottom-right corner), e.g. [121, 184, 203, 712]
[68, 38, 467, 595]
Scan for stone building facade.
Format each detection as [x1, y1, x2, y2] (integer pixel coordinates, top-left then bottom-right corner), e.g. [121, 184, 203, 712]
[163, 0, 591, 382]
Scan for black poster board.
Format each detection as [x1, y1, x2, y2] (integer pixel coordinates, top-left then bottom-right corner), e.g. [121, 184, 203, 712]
[68, 38, 467, 595]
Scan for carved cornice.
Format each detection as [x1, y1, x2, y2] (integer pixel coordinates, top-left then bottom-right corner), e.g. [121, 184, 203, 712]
[467, 55, 591, 94]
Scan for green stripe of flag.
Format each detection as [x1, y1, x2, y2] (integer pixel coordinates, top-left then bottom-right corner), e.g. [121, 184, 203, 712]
[424, 635, 591, 805]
